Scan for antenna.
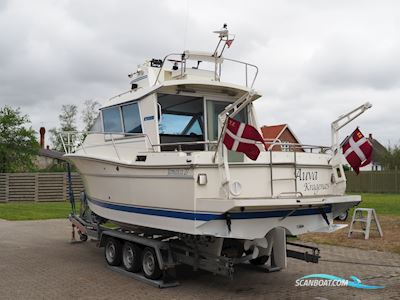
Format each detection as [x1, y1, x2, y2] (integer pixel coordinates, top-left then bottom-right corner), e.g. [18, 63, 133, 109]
[213, 23, 235, 57]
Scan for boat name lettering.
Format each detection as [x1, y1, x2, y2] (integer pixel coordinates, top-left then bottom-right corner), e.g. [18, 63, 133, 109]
[296, 169, 318, 181]
[168, 169, 190, 176]
[304, 183, 330, 191]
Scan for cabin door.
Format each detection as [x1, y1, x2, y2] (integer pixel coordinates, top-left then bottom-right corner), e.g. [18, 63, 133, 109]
[206, 99, 247, 162]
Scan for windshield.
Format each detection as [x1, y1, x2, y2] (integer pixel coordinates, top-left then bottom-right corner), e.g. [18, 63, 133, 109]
[160, 114, 203, 136]
[158, 94, 204, 137]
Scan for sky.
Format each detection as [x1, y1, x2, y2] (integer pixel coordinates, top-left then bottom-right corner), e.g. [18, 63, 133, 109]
[1, 0, 399, 147]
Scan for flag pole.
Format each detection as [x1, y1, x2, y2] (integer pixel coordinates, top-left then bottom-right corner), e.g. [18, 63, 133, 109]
[212, 115, 229, 163]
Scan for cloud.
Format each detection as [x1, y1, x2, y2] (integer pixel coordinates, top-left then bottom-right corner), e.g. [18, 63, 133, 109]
[0, 0, 399, 147]
[306, 37, 400, 89]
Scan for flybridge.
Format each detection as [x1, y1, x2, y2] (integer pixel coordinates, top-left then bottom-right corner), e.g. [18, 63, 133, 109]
[125, 24, 259, 91]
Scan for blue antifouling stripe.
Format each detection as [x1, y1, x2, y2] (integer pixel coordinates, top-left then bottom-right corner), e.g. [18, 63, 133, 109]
[88, 197, 331, 221]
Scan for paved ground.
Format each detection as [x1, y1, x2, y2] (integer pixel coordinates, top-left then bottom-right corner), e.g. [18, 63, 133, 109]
[0, 219, 399, 300]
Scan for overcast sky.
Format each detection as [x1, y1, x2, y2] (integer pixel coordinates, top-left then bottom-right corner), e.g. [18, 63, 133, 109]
[1, 0, 399, 147]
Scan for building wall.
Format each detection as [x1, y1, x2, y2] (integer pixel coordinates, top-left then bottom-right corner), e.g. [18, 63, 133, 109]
[35, 156, 57, 170]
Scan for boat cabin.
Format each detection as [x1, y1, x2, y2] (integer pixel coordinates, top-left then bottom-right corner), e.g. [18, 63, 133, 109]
[92, 51, 260, 155]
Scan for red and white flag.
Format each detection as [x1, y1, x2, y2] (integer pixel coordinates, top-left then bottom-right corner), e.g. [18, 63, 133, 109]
[223, 117, 266, 160]
[341, 128, 373, 174]
[225, 39, 234, 48]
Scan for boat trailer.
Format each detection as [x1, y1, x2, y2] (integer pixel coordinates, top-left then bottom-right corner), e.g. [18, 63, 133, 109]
[65, 163, 320, 287]
[69, 207, 321, 288]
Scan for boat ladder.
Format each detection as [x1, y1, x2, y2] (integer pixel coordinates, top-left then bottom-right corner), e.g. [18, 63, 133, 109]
[269, 149, 299, 198]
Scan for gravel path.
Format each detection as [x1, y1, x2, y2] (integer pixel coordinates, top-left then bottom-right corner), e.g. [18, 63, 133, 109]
[0, 219, 399, 299]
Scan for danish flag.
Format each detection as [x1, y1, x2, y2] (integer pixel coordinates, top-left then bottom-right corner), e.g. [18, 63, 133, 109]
[223, 117, 267, 160]
[225, 39, 234, 48]
[341, 128, 373, 174]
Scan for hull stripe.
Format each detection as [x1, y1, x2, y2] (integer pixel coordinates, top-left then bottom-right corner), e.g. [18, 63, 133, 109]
[88, 197, 331, 221]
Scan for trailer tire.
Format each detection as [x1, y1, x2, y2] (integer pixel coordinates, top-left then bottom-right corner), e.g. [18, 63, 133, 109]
[104, 237, 122, 266]
[122, 242, 142, 273]
[336, 210, 349, 221]
[78, 231, 88, 242]
[142, 247, 162, 280]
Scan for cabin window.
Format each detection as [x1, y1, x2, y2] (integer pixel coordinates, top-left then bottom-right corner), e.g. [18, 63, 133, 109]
[160, 114, 203, 135]
[158, 93, 204, 151]
[89, 114, 102, 132]
[122, 103, 142, 133]
[102, 106, 123, 133]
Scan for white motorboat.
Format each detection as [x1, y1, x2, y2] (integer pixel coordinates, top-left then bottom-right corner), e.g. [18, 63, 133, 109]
[63, 27, 370, 243]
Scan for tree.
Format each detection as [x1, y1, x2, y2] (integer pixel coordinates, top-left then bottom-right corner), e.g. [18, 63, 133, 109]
[59, 104, 78, 131]
[49, 104, 78, 151]
[0, 106, 39, 173]
[81, 100, 100, 132]
[382, 145, 400, 170]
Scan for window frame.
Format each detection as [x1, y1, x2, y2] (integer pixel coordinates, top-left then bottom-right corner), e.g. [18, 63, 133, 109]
[121, 101, 143, 134]
[205, 97, 249, 141]
[100, 100, 144, 141]
[101, 106, 124, 134]
[281, 141, 290, 152]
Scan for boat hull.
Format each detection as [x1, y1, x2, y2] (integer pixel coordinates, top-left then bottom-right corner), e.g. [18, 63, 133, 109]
[87, 196, 356, 239]
[68, 155, 360, 239]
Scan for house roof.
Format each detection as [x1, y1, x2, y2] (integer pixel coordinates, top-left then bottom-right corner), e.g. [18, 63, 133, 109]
[261, 124, 302, 143]
[369, 137, 388, 163]
[261, 124, 287, 140]
[38, 148, 65, 160]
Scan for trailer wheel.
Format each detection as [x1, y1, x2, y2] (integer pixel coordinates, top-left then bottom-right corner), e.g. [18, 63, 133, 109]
[336, 210, 349, 221]
[142, 247, 162, 280]
[104, 237, 122, 266]
[249, 255, 269, 265]
[78, 231, 88, 242]
[122, 242, 142, 273]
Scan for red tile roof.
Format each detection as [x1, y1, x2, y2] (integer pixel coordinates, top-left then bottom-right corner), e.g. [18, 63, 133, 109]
[261, 124, 287, 140]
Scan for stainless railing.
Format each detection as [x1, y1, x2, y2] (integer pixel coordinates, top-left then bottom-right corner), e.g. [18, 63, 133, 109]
[266, 141, 331, 197]
[59, 131, 220, 158]
[59, 131, 330, 156]
[59, 131, 152, 160]
[267, 141, 331, 154]
[153, 52, 259, 88]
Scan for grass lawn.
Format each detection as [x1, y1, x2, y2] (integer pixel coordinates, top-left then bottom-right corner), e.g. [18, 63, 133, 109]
[0, 193, 398, 220]
[350, 193, 400, 215]
[1, 193, 399, 253]
[0, 201, 75, 221]
[300, 193, 400, 254]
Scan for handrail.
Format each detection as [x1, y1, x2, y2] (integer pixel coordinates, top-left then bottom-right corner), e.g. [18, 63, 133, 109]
[152, 52, 258, 88]
[153, 53, 185, 86]
[267, 141, 331, 153]
[59, 131, 221, 157]
[152, 141, 217, 147]
[59, 131, 154, 156]
[59, 131, 331, 157]
[222, 57, 259, 88]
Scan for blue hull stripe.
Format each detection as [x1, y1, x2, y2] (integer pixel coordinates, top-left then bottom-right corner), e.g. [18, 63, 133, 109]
[88, 198, 331, 221]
